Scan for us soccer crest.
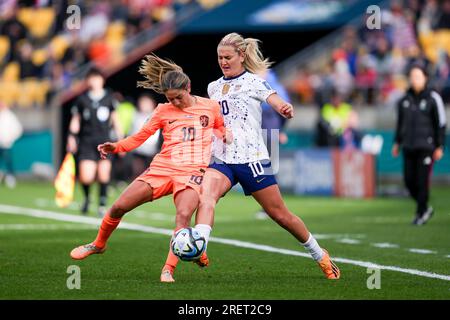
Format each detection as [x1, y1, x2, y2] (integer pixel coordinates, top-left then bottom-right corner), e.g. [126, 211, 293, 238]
[200, 115, 209, 127]
[222, 84, 230, 95]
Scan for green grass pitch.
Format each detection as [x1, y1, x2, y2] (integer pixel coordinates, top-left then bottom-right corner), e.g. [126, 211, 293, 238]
[0, 181, 449, 299]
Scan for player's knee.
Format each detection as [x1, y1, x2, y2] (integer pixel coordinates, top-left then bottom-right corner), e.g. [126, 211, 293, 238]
[109, 202, 127, 218]
[176, 209, 192, 226]
[199, 194, 218, 211]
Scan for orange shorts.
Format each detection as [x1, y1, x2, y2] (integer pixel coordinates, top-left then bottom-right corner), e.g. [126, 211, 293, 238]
[136, 169, 205, 201]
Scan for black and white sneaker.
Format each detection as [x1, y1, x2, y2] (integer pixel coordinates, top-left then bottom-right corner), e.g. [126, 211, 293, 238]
[412, 214, 421, 225]
[417, 206, 434, 225]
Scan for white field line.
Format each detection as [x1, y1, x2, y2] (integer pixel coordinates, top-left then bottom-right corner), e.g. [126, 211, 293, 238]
[371, 242, 400, 249]
[0, 223, 96, 230]
[0, 204, 449, 282]
[335, 238, 361, 245]
[408, 248, 437, 255]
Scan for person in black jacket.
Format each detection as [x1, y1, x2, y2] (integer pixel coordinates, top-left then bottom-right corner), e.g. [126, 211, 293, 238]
[392, 64, 447, 225]
[66, 68, 123, 216]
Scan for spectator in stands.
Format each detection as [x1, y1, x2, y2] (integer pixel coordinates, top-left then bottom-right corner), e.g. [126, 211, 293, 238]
[49, 62, 71, 92]
[392, 63, 447, 225]
[88, 34, 111, 66]
[17, 41, 41, 78]
[287, 66, 315, 104]
[126, 3, 144, 37]
[331, 52, 354, 99]
[111, 0, 129, 21]
[436, 51, 450, 100]
[0, 100, 23, 189]
[130, 93, 161, 180]
[384, 0, 418, 52]
[313, 63, 335, 109]
[404, 45, 431, 78]
[355, 45, 377, 104]
[417, 0, 439, 33]
[79, 3, 109, 45]
[435, 0, 450, 29]
[0, 5, 27, 61]
[373, 36, 393, 77]
[341, 26, 359, 76]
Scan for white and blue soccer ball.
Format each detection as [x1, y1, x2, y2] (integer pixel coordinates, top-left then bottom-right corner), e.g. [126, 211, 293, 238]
[171, 227, 206, 261]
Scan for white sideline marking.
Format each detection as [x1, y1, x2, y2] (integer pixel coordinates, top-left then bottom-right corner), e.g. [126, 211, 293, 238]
[0, 204, 449, 282]
[335, 238, 361, 245]
[313, 233, 366, 240]
[0, 223, 96, 230]
[371, 243, 399, 249]
[408, 248, 437, 255]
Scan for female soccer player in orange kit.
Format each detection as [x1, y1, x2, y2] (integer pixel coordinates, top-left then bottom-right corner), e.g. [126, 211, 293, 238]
[70, 54, 231, 283]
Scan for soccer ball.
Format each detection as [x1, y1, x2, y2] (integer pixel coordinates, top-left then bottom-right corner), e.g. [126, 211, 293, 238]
[171, 227, 206, 261]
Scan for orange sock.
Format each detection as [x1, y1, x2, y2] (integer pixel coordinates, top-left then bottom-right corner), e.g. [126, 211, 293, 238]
[93, 214, 121, 249]
[164, 250, 179, 271]
[163, 228, 182, 271]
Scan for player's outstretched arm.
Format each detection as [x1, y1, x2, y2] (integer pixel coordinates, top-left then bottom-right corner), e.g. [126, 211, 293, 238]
[103, 107, 162, 156]
[267, 93, 294, 119]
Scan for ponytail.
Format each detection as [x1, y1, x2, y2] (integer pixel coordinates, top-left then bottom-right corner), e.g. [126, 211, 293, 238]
[137, 53, 190, 94]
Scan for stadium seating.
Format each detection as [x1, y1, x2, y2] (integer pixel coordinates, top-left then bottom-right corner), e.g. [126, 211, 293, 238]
[281, 1, 450, 107]
[17, 7, 55, 39]
[1, 1, 203, 109]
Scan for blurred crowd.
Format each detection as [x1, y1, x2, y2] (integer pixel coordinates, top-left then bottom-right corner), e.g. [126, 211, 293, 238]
[287, 0, 450, 108]
[0, 0, 205, 109]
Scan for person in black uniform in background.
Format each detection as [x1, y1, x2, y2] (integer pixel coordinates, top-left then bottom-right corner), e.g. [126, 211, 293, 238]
[392, 63, 447, 225]
[66, 68, 123, 216]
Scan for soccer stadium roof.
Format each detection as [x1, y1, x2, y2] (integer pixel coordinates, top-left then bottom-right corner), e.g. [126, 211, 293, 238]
[182, 0, 385, 33]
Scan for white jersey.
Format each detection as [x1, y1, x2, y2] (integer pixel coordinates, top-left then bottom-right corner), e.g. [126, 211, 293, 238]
[207, 71, 276, 163]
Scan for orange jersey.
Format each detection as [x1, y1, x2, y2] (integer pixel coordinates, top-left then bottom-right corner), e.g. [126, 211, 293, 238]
[113, 96, 226, 176]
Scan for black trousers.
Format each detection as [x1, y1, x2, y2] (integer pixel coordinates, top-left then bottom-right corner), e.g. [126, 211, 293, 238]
[402, 149, 434, 215]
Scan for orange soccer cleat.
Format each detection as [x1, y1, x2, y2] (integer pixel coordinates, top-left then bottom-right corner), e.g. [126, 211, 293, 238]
[70, 243, 106, 260]
[194, 251, 209, 268]
[317, 249, 340, 279]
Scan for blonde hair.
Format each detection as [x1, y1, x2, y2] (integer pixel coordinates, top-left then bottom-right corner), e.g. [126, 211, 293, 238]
[218, 32, 273, 74]
[137, 53, 190, 94]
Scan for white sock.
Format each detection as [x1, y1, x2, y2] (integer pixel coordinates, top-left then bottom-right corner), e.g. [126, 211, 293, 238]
[195, 224, 212, 246]
[301, 233, 324, 262]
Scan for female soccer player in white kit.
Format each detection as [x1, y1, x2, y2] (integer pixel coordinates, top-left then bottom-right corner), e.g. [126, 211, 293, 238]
[200, 32, 340, 279]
